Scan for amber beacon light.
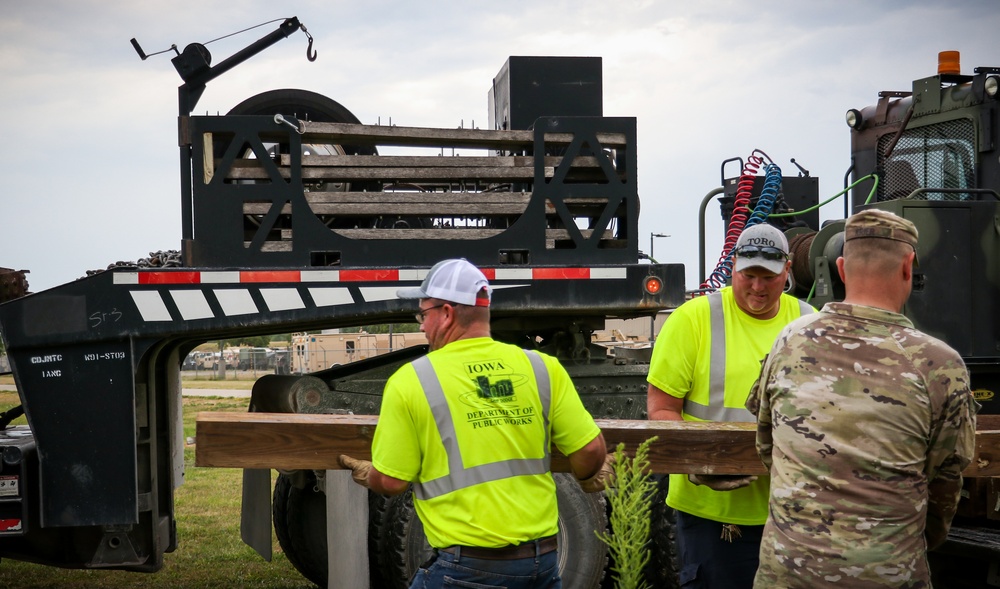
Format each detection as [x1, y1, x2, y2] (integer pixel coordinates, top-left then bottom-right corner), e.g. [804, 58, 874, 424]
[938, 50, 961, 75]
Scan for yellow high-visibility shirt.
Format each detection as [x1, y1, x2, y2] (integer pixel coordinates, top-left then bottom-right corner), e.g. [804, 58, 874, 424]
[373, 337, 600, 548]
[647, 287, 811, 525]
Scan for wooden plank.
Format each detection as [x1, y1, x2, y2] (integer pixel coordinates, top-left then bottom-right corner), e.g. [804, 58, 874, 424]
[240, 192, 612, 215]
[278, 155, 601, 168]
[297, 121, 628, 150]
[296, 191, 535, 204]
[242, 191, 538, 216]
[243, 202, 532, 216]
[195, 412, 1000, 477]
[241, 228, 615, 247]
[225, 165, 548, 182]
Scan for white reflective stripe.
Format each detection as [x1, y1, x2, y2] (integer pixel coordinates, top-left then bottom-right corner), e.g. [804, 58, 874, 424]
[307, 287, 355, 307]
[683, 400, 755, 422]
[589, 267, 627, 279]
[213, 289, 258, 316]
[201, 271, 241, 284]
[129, 291, 172, 322]
[684, 293, 813, 422]
[169, 289, 213, 320]
[412, 356, 464, 499]
[358, 286, 403, 302]
[524, 350, 552, 456]
[300, 270, 340, 282]
[494, 268, 533, 280]
[411, 351, 551, 501]
[259, 288, 305, 311]
[683, 292, 754, 423]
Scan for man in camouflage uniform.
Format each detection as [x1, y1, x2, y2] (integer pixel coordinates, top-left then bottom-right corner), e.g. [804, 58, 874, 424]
[747, 209, 977, 588]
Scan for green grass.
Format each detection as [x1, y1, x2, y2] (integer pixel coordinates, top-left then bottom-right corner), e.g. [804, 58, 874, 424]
[0, 393, 315, 589]
[2, 372, 255, 390]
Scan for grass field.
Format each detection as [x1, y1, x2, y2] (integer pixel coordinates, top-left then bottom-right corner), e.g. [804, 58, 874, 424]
[1, 372, 255, 389]
[0, 392, 315, 589]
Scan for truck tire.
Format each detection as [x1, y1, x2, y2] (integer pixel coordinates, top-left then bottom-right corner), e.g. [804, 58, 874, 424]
[367, 492, 393, 589]
[373, 487, 433, 589]
[555, 473, 609, 588]
[273, 473, 384, 588]
[272, 474, 327, 587]
[643, 474, 681, 588]
[372, 473, 607, 589]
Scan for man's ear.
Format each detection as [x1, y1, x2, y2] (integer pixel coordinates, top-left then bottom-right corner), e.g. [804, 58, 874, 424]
[836, 256, 846, 283]
[902, 250, 916, 282]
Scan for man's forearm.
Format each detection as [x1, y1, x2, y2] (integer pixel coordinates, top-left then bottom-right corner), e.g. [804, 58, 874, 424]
[568, 433, 607, 481]
[647, 384, 684, 421]
[925, 476, 963, 550]
[649, 407, 683, 421]
[369, 468, 410, 496]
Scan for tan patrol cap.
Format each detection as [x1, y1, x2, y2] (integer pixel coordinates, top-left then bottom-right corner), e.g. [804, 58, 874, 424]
[844, 209, 918, 248]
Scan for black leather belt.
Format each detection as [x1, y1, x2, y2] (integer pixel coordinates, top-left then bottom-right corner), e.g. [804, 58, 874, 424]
[439, 535, 558, 560]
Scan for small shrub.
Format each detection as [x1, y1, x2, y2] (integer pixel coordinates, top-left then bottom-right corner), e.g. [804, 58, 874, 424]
[595, 436, 658, 589]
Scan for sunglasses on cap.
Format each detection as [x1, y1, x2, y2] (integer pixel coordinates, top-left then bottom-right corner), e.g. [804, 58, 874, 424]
[735, 245, 788, 262]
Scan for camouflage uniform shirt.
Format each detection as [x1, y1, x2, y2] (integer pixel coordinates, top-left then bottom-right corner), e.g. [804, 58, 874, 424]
[747, 302, 976, 588]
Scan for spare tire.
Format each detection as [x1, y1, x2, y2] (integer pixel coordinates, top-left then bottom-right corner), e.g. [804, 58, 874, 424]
[223, 88, 382, 236]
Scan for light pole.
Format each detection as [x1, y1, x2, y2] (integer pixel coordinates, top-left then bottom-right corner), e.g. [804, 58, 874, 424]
[649, 232, 669, 263]
[649, 232, 669, 340]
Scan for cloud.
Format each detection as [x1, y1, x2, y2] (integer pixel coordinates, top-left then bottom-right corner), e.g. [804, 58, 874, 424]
[1, 0, 996, 293]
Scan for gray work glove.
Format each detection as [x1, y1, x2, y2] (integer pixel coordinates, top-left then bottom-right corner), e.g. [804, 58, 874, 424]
[577, 454, 616, 493]
[688, 473, 758, 491]
[338, 454, 372, 489]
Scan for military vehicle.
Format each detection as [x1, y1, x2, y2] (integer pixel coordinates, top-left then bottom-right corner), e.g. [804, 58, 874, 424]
[0, 14, 997, 587]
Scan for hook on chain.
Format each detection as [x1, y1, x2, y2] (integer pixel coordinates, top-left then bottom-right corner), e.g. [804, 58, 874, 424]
[301, 24, 317, 62]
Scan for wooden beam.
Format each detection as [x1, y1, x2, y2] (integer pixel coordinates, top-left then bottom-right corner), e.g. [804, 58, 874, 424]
[240, 193, 613, 216]
[242, 228, 617, 247]
[225, 165, 548, 182]
[195, 412, 1000, 477]
[243, 202, 533, 216]
[277, 155, 602, 168]
[296, 121, 628, 150]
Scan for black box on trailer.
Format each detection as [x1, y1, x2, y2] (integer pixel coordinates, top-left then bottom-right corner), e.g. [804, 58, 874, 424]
[488, 56, 603, 132]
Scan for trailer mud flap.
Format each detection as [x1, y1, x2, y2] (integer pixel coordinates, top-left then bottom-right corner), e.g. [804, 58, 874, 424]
[326, 469, 369, 589]
[241, 468, 273, 561]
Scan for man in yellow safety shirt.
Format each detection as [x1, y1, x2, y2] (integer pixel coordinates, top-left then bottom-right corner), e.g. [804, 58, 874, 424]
[646, 223, 814, 588]
[340, 258, 612, 588]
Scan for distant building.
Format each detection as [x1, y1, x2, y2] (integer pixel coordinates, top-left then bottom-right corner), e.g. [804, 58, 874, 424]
[291, 331, 428, 373]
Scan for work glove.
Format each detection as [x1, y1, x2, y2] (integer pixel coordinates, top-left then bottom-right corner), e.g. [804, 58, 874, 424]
[338, 454, 372, 489]
[688, 473, 758, 491]
[577, 454, 616, 493]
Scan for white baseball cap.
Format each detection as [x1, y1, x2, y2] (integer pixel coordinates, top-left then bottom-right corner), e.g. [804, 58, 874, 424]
[397, 258, 492, 307]
[732, 224, 790, 275]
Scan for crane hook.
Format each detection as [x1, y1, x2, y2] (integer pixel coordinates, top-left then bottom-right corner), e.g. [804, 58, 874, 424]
[301, 24, 317, 62]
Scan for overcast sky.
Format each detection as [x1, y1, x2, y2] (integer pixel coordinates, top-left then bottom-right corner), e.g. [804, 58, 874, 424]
[2, 0, 997, 293]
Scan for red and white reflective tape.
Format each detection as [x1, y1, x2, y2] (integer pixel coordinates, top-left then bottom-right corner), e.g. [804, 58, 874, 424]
[112, 266, 627, 285]
[113, 267, 629, 323]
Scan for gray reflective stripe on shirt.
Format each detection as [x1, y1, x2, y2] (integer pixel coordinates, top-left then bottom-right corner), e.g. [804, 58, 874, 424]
[411, 350, 552, 501]
[683, 293, 814, 422]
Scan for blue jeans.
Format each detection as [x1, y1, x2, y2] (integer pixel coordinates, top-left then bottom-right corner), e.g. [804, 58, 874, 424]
[408, 546, 561, 588]
[676, 511, 763, 589]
